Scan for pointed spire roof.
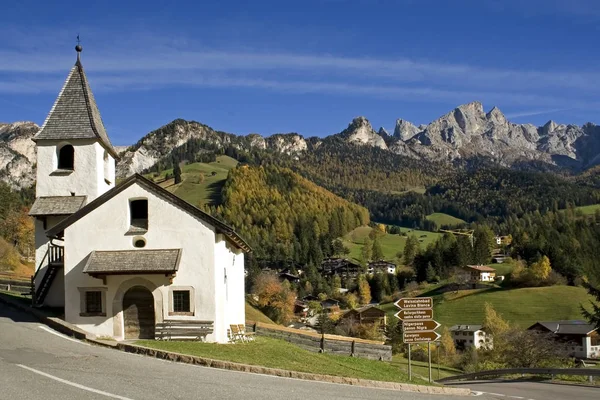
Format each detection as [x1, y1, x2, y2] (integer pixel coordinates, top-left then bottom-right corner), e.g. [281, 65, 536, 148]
[33, 47, 119, 159]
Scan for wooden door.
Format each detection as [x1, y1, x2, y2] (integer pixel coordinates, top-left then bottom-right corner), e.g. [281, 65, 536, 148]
[123, 286, 155, 339]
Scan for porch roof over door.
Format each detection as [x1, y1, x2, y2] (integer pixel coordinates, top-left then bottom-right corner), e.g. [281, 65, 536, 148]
[83, 249, 182, 276]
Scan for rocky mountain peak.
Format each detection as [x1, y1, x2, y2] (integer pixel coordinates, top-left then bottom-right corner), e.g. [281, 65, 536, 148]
[393, 119, 419, 141]
[486, 106, 508, 126]
[378, 127, 390, 137]
[542, 120, 559, 135]
[341, 117, 387, 150]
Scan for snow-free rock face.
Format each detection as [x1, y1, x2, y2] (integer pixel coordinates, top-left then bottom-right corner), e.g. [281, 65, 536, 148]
[117, 119, 310, 178]
[0, 122, 39, 189]
[400, 102, 598, 166]
[393, 119, 420, 141]
[3, 103, 600, 185]
[339, 117, 387, 150]
[266, 133, 307, 155]
[378, 127, 390, 137]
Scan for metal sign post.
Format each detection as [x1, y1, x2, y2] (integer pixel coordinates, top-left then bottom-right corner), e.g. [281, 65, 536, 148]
[395, 297, 440, 384]
[428, 342, 432, 383]
[408, 344, 412, 381]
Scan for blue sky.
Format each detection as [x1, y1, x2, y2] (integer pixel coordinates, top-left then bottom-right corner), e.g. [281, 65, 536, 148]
[1, 0, 599, 145]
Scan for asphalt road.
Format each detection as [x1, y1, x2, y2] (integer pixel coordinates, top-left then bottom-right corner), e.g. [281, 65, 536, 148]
[453, 379, 599, 400]
[2, 304, 596, 400]
[0, 305, 472, 400]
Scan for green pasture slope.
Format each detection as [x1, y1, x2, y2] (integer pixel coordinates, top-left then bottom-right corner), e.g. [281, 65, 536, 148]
[149, 155, 238, 206]
[341, 226, 441, 263]
[574, 203, 600, 215]
[425, 213, 466, 228]
[381, 285, 592, 329]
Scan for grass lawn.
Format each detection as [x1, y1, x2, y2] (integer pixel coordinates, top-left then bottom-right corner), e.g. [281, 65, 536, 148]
[0, 290, 31, 307]
[390, 355, 461, 380]
[148, 155, 238, 206]
[136, 336, 430, 385]
[425, 213, 466, 228]
[574, 203, 600, 215]
[245, 302, 275, 324]
[486, 261, 515, 277]
[433, 285, 592, 329]
[380, 285, 592, 330]
[341, 226, 441, 264]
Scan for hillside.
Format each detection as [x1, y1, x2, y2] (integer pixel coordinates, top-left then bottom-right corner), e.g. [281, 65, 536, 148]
[148, 155, 238, 206]
[341, 226, 441, 264]
[214, 165, 370, 264]
[382, 285, 593, 329]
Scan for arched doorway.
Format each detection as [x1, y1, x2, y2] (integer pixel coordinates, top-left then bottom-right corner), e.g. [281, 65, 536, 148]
[123, 286, 155, 339]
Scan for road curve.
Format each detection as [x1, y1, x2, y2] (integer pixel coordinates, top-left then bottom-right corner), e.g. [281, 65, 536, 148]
[452, 379, 599, 400]
[1, 305, 475, 400]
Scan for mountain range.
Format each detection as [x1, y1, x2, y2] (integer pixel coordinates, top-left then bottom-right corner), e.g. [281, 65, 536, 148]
[2, 101, 599, 189]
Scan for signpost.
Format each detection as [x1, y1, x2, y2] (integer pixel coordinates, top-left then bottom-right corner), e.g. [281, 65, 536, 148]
[394, 309, 434, 321]
[402, 320, 441, 332]
[395, 297, 440, 383]
[403, 331, 441, 343]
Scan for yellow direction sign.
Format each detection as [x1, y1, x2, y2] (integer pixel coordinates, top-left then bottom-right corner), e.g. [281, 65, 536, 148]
[395, 297, 433, 310]
[402, 320, 441, 332]
[394, 309, 434, 321]
[403, 331, 441, 343]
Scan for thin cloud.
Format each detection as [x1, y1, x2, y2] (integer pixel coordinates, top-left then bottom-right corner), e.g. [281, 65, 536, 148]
[506, 108, 575, 119]
[0, 46, 599, 94]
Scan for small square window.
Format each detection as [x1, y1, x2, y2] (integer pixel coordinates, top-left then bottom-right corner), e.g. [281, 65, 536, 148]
[173, 290, 190, 313]
[85, 291, 103, 314]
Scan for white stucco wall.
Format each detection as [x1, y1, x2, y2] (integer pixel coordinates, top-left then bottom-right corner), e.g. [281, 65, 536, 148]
[213, 235, 246, 341]
[62, 182, 244, 343]
[480, 272, 494, 282]
[36, 140, 114, 200]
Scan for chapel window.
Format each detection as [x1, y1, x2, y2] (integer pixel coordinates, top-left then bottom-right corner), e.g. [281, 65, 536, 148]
[58, 145, 74, 170]
[129, 199, 148, 230]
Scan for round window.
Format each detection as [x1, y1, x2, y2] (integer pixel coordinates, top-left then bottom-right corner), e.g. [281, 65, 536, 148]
[133, 237, 146, 248]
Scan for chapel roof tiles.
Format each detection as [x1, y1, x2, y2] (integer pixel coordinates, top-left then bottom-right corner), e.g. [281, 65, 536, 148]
[29, 196, 87, 216]
[33, 57, 119, 159]
[83, 249, 182, 275]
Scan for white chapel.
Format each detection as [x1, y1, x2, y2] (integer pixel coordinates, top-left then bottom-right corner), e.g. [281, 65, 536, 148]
[28, 45, 249, 343]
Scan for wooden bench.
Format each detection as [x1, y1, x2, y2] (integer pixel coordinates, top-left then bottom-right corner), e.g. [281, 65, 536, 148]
[155, 320, 214, 341]
[229, 324, 256, 343]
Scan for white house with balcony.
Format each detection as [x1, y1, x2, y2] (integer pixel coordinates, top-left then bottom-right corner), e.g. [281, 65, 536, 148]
[449, 324, 492, 350]
[28, 45, 249, 343]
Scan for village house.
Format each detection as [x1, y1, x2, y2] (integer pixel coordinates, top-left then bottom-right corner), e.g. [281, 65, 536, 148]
[528, 320, 600, 359]
[367, 260, 396, 275]
[29, 45, 249, 343]
[341, 305, 387, 328]
[449, 325, 491, 350]
[320, 257, 362, 278]
[458, 265, 496, 283]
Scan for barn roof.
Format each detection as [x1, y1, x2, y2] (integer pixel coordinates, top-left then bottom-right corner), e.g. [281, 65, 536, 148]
[33, 49, 119, 159]
[83, 249, 181, 275]
[449, 324, 484, 332]
[528, 320, 597, 335]
[29, 196, 87, 216]
[464, 265, 496, 272]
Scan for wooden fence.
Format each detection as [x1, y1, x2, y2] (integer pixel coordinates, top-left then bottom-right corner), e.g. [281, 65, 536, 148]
[246, 321, 392, 361]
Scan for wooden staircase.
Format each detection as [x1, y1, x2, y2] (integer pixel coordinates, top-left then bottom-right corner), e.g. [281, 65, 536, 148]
[31, 245, 64, 306]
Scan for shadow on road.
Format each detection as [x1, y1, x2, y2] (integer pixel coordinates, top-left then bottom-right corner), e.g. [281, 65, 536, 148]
[0, 302, 39, 323]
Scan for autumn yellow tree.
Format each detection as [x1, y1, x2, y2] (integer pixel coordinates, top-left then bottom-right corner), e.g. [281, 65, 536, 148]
[357, 274, 371, 304]
[253, 272, 296, 324]
[439, 326, 456, 361]
[529, 256, 552, 282]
